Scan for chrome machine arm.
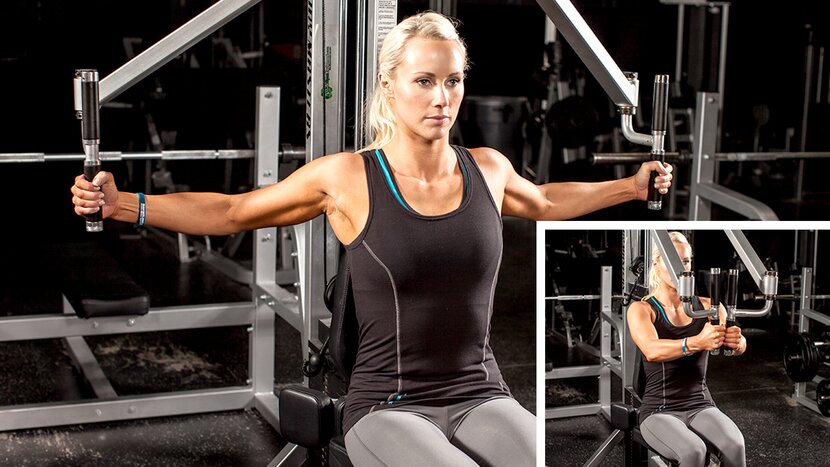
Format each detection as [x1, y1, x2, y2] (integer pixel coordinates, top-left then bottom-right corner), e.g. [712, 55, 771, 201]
[535, 0, 670, 209]
[73, 0, 263, 232]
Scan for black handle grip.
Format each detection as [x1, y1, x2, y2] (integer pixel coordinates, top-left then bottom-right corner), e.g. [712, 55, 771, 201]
[81, 80, 99, 141]
[646, 153, 665, 209]
[84, 163, 102, 225]
[651, 75, 669, 132]
[725, 269, 739, 308]
[709, 269, 721, 309]
[647, 75, 670, 211]
[722, 318, 737, 356]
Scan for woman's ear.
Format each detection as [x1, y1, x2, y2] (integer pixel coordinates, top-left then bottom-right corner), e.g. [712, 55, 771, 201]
[378, 72, 394, 98]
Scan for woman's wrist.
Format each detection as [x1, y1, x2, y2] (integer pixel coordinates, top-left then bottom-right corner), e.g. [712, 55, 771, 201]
[110, 192, 135, 223]
[685, 335, 700, 353]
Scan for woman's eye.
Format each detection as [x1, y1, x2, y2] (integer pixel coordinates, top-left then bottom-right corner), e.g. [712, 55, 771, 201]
[417, 79, 431, 86]
[448, 79, 460, 87]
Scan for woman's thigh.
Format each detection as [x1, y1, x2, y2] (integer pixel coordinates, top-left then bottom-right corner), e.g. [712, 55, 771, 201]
[344, 409, 478, 467]
[689, 407, 746, 467]
[450, 398, 536, 467]
[640, 412, 708, 465]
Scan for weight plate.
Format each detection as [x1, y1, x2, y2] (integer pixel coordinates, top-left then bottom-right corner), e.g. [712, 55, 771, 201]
[816, 379, 830, 417]
[783, 333, 819, 382]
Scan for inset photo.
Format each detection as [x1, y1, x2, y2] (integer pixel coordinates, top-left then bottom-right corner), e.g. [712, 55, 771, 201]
[543, 228, 829, 466]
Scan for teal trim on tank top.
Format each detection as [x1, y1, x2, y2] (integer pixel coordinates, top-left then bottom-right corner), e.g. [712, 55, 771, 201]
[374, 149, 412, 212]
[650, 296, 670, 324]
[374, 148, 470, 211]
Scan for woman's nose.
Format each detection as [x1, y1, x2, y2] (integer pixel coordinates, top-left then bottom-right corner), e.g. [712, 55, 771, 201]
[434, 85, 449, 106]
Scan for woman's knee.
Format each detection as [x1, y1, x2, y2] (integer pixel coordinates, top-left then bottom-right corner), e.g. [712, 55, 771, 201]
[718, 431, 746, 466]
[675, 436, 708, 466]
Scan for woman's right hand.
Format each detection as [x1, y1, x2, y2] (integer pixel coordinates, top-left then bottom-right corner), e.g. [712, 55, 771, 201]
[70, 171, 120, 219]
[693, 322, 725, 351]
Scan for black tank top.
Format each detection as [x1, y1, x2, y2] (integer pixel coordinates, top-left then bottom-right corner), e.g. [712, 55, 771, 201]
[342, 146, 511, 434]
[639, 296, 715, 424]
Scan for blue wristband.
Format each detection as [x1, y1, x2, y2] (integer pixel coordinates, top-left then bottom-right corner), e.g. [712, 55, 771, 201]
[681, 337, 690, 356]
[137, 192, 146, 226]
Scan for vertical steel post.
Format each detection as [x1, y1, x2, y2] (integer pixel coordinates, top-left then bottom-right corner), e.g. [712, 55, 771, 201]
[302, 0, 350, 369]
[252, 87, 280, 401]
[622, 230, 642, 397]
[599, 266, 613, 419]
[689, 92, 720, 220]
[794, 267, 813, 402]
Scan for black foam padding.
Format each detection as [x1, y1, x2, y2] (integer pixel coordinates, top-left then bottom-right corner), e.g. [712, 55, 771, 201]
[610, 402, 638, 431]
[50, 242, 149, 318]
[278, 386, 333, 449]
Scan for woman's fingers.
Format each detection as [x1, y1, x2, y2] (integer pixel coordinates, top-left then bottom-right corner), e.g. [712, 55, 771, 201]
[71, 183, 105, 201]
[71, 171, 115, 219]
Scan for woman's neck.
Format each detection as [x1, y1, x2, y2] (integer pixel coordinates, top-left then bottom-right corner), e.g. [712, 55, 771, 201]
[382, 135, 455, 182]
[654, 286, 683, 310]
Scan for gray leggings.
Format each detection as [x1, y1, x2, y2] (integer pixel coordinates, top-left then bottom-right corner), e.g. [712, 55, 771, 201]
[343, 397, 535, 467]
[639, 407, 746, 467]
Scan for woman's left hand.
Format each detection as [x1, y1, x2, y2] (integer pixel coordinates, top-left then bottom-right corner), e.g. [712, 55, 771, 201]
[724, 325, 743, 349]
[633, 161, 673, 200]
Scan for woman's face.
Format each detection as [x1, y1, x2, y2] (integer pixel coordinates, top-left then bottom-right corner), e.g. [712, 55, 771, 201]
[381, 37, 465, 143]
[654, 241, 692, 290]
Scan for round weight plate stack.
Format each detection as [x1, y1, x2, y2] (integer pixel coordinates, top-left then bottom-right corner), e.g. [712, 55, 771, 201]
[783, 333, 820, 382]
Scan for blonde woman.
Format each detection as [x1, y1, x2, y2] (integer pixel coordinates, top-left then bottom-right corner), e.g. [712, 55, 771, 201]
[627, 232, 746, 466]
[72, 12, 671, 466]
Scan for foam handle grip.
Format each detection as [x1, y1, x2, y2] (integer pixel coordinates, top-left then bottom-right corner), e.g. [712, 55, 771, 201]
[725, 269, 739, 308]
[709, 269, 721, 308]
[84, 163, 102, 225]
[647, 75, 669, 210]
[722, 318, 737, 356]
[647, 160, 663, 209]
[81, 80, 99, 141]
[651, 75, 669, 132]
[710, 312, 721, 355]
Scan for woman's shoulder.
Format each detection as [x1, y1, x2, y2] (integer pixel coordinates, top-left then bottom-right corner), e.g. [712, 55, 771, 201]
[628, 299, 652, 313]
[310, 151, 366, 173]
[467, 146, 510, 166]
[628, 299, 657, 324]
[466, 147, 515, 179]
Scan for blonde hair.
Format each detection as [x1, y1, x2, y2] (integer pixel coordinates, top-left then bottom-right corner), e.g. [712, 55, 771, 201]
[645, 231, 691, 298]
[360, 12, 469, 152]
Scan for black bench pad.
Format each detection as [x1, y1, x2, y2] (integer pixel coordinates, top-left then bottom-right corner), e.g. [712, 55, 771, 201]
[50, 242, 150, 318]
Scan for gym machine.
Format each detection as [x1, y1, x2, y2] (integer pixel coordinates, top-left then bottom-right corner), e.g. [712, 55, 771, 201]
[588, 2, 830, 220]
[573, 229, 779, 467]
[534, 0, 671, 210]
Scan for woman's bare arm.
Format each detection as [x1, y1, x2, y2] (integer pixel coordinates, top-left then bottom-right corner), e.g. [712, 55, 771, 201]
[470, 147, 672, 220]
[71, 152, 362, 237]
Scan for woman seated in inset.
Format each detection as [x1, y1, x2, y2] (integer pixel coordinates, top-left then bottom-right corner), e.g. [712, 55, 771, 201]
[627, 232, 747, 466]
